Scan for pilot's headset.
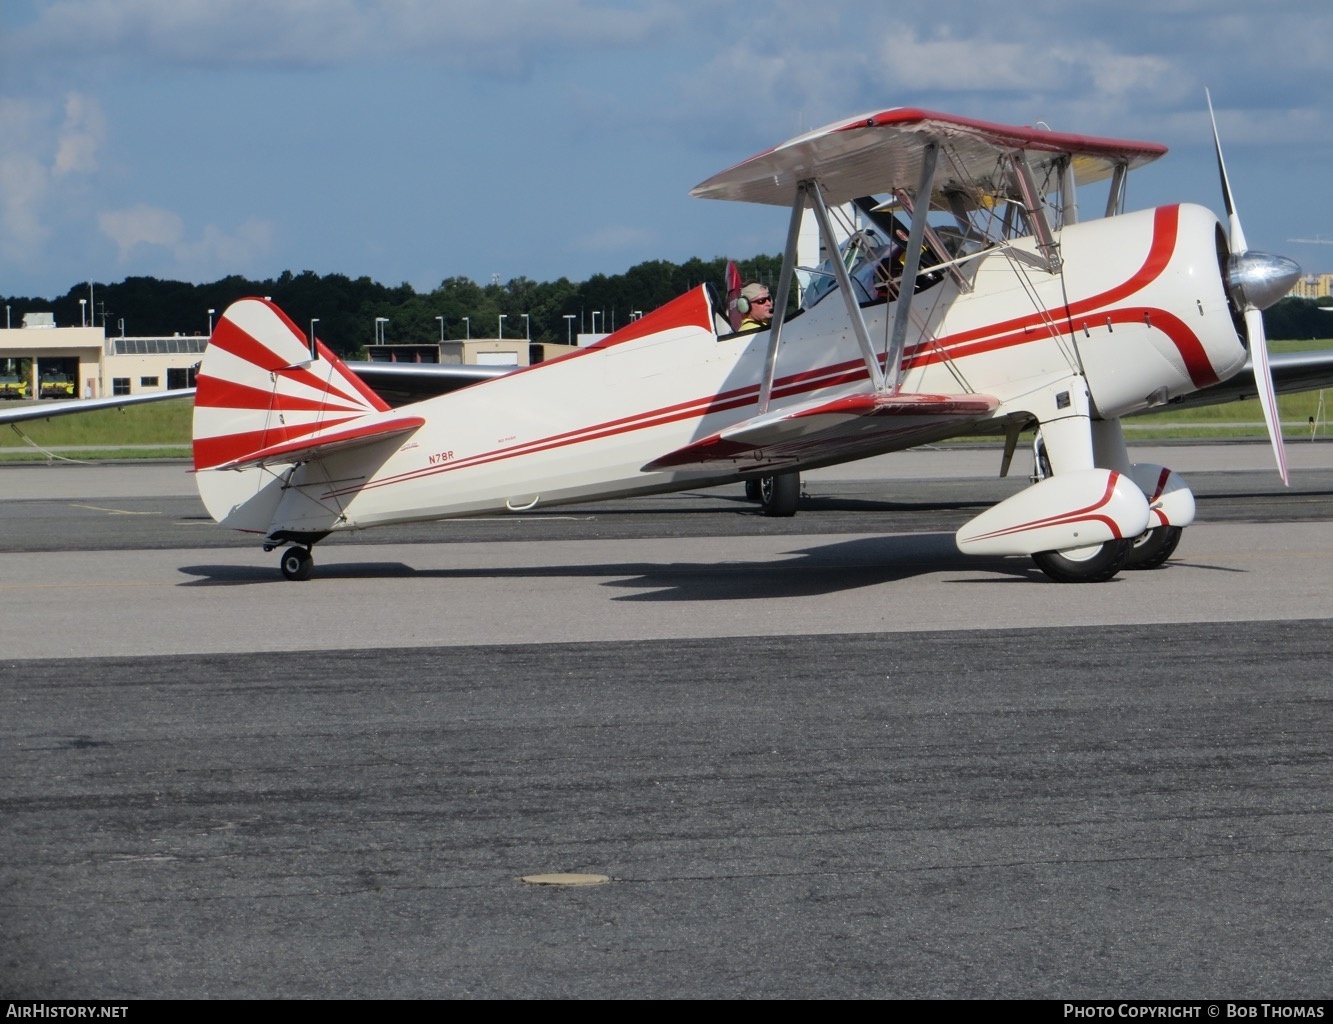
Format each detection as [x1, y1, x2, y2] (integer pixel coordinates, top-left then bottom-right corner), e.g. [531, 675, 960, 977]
[736, 282, 767, 315]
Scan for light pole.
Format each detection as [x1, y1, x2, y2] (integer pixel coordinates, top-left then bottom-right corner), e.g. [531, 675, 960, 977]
[436, 315, 445, 343]
[591, 311, 601, 335]
[310, 318, 319, 353]
[207, 308, 215, 336]
[375, 317, 388, 345]
[631, 310, 643, 321]
[79, 298, 86, 327]
[498, 314, 506, 340]
[462, 317, 470, 340]
[563, 314, 575, 345]
[521, 313, 530, 340]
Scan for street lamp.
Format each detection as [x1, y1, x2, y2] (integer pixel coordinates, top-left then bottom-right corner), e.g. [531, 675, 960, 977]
[374, 317, 388, 345]
[591, 311, 601, 335]
[79, 298, 86, 327]
[462, 317, 470, 340]
[207, 308, 215, 336]
[498, 314, 506, 339]
[310, 318, 319, 355]
[436, 315, 445, 343]
[521, 313, 530, 340]
[563, 314, 575, 345]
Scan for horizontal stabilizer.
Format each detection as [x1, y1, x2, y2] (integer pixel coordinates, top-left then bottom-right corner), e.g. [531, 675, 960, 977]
[644, 390, 998, 472]
[209, 415, 425, 472]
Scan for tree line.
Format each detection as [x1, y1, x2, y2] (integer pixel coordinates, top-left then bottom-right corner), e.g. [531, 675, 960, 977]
[1, 254, 785, 359]
[3, 257, 1326, 357]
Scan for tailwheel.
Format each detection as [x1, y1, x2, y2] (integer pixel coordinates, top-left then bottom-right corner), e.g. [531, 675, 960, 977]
[279, 545, 314, 582]
[1124, 525, 1183, 570]
[1031, 539, 1131, 583]
[758, 471, 800, 518]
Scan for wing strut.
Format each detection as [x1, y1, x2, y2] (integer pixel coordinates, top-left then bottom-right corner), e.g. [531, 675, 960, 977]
[757, 186, 808, 414]
[1008, 151, 1061, 271]
[885, 141, 939, 393]
[806, 181, 886, 393]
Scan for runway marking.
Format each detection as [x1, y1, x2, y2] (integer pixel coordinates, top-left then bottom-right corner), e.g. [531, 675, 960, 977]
[70, 503, 160, 516]
[521, 873, 610, 886]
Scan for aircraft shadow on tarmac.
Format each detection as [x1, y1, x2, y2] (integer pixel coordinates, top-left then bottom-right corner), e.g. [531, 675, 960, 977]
[177, 532, 1074, 597]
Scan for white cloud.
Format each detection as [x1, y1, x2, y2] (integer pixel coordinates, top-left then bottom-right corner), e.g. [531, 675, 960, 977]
[98, 204, 275, 272]
[53, 92, 106, 176]
[175, 218, 275, 269]
[0, 93, 106, 266]
[98, 204, 185, 259]
[5, 0, 675, 71]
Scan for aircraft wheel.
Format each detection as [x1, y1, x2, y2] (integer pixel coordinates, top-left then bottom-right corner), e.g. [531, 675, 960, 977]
[744, 478, 762, 502]
[1124, 525, 1183, 570]
[1031, 539, 1130, 583]
[280, 546, 314, 582]
[759, 472, 800, 517]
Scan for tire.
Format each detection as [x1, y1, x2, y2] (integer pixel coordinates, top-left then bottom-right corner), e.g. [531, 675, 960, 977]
[744, 478, 762, 502]
[280, 546, 314, 582]
[1124, 525, 1183, 571]
[1031, 539, 1131, 583]
[758, 472, 800, 517]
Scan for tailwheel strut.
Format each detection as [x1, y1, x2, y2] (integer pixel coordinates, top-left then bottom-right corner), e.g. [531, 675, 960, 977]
[279, 545, 315, 582]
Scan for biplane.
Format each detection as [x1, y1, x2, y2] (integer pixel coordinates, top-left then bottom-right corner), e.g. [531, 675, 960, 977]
[5, 104, 1308, 582]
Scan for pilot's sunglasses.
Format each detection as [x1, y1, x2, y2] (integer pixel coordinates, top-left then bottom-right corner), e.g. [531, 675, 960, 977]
[753, 296, 773, 303]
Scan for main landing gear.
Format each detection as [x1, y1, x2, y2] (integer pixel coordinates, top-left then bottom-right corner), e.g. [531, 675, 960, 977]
[744, 471, 801, 517]
[1031, 539, 1132, 584]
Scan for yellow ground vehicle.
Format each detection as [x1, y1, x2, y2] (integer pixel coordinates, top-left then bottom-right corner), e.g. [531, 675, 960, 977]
[39, 372, 76, 399]
[0, 374, 29, 400]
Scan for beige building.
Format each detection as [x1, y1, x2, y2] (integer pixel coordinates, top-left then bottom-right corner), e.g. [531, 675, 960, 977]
[0, 318, 203, 399]
[1290, 273, 1333, 300]
[367, 338, 578, 367]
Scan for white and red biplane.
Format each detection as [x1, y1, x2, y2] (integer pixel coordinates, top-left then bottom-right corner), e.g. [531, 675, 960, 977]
[16, 106, 1310, 582]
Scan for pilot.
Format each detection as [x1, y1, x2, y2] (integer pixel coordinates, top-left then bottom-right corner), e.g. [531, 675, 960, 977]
[739, 281, 774, 330]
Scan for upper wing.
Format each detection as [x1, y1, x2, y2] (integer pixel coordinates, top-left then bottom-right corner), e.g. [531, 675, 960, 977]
[644, 390, 999, 472]
[691, 107, 1167, 208]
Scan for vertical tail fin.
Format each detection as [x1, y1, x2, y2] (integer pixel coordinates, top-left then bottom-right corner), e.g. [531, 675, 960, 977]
[193, 298, 390, 472]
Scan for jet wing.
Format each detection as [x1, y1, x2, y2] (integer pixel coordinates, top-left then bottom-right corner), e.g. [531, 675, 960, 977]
[691, 107, 1167, 208]
[644, 390, 999, 472]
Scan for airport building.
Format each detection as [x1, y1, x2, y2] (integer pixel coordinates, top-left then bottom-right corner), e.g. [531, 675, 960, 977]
[0, 314, 203, 400]
[1289, 273, 1333, 300]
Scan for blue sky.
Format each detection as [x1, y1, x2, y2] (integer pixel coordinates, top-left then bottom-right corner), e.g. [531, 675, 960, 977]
[3, 0, 1332, 300]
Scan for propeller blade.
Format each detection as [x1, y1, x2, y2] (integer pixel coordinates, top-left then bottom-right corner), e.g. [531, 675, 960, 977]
[1245, 307, 1289, 486]
[1206, 89, 1247, 252]
[1207, 88, 1289, 486]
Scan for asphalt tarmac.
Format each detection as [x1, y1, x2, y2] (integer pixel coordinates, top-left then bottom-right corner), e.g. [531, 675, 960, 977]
[2, 443, 1332, 998]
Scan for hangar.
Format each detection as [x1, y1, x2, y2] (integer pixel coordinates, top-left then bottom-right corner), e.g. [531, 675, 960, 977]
[0, 314, 201, 401]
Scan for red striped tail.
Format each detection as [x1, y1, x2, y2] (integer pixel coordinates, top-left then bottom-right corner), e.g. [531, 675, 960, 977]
[193, 298, 390, 471]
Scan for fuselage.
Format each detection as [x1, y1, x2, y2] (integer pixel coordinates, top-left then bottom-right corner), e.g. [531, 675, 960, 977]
[196, 203, 1248, 539]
